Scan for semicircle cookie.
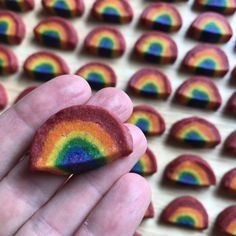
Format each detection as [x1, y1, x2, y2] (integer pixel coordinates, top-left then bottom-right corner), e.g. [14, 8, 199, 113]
[182, 44, 229, 77]
[161, 196, 208, 230]
[164, 154, 216, 187]
[23, 51, 70, 81]
[187, 12, 232, 43]
[134, 31, 178, 64]
[91, 0, 133, 24]
[30, 105, 133, 175]
[0, 10, 26, 45]
[0, 45, 18, 75]
[216, 206, 236, 235]
[42, 0, 85, 18]
[221, 168, 236, 193]
[224, 130, 236, 156]
[0, 83, 8, 110]
[194, 0, 236, 15]
[127, 105, 165, 136]
[128, 68, 172, 99]
[76, 62, 117, 90]
[84, 27, 126, 58]
[175, 76, 222, 110]
[131, 148, 157, 176]
[33, 17, 78, 50]
[169, 116, 221, 148]
[140, 3, 182, 32]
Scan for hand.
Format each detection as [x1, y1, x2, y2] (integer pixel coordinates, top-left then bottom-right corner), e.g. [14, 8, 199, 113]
[0, 75, 150, 236]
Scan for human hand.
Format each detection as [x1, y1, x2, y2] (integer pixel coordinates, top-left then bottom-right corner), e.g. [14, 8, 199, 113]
[0, 75, 151, 236]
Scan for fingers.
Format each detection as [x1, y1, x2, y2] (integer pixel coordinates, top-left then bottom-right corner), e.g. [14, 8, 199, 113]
[15, 125, 147, 236]
[0, 87, 134, 236]
[0, 75, 92, 179]
[76, 173, 151, 236]
[87, 87, 133, 121]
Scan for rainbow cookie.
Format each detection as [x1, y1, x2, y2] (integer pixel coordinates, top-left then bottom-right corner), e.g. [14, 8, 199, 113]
[84, 27, 126, 58]
[144, 202, 155, 219]
[221, 168, 236, 193]
[42, 0, 84, 18]
[161, 196, 208, 230]
[0, 83, 8, 110]
[216, 206, 236, 235]
[0, 45, 18, 75]
[226, 92, 236, 116]
[224, 130, 236, 156]
[91, 0, 133, 24]
[134, 32, 178, 64]
[164, 154, 216, 187]
[128, 68, 172, 99]
[0, 10, 26, 45]
[175, 76, 222, 110]
[75, 62, 117, 90]
[34, 17, 78, 50]
[169, 117, 221, 148]
[14, 86, 37, 103]
[194, 0, 236, 15]
[188, 12, 232, 43]
[127, 105, 165, 136]
[23, 51, 70, 81]
[131, 148, 157, 176]
[1, 0, 35, 12]
[30, 105, 133, 175]
[140, 3, 182, 32]
[182, 44, 229, 77]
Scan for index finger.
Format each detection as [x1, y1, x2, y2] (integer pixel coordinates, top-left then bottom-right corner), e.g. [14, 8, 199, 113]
[0, 75, 92, 180]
